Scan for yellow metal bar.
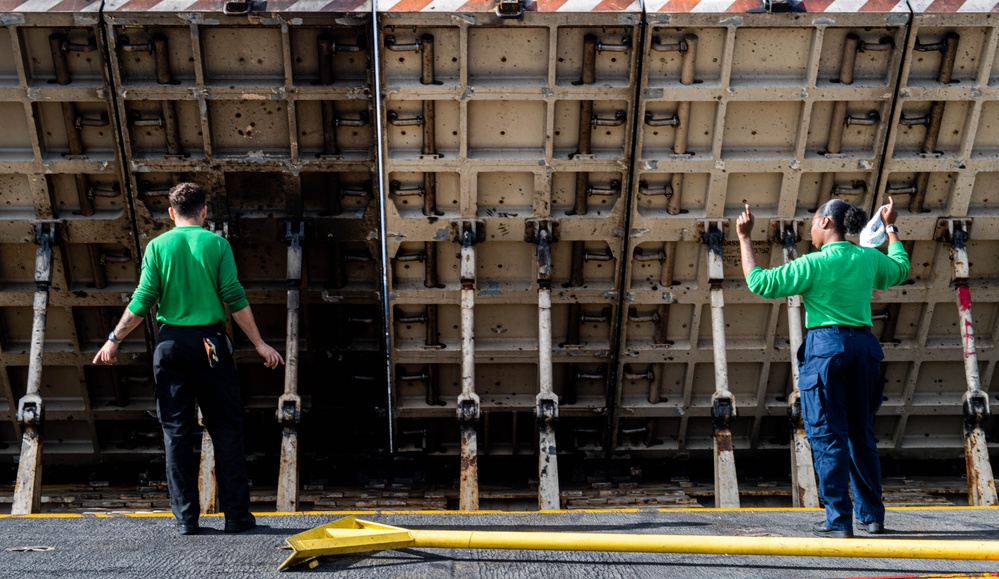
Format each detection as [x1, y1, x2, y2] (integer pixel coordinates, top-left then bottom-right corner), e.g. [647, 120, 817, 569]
[278, 517, 999, 571]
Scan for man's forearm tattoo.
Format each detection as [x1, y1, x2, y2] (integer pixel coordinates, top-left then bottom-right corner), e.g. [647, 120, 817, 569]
[114, 310, 135, 338]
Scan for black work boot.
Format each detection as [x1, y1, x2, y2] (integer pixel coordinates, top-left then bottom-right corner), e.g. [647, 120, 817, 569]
[860, 521, 885, 534]
[812, 521, 853, 538]
[177, 521, 200, 535]
[224, 513, 256, 533]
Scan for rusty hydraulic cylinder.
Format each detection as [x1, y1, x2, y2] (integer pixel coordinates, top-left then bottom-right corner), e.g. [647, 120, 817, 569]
[62, 102, 85, 156]
[423, 173, 440, 216]
[648, 34, 696, 215]
[421, 35, 437, 157]
[119, 34, 174, 84]
[197, 407, 218, 514]
[318, 35, 336, 85]
[456, 225, 480, 511]
[12, 222, 57, 515]
[776, 221, 820, 508]
[74, 170, 96, 218]
[908, 33, 959, 214]
[87, 243, 108, 289]
[670, 35, 696, 215]
[49, 34, 72, 85]
[154, 100, 182, 157]
[816, 34, 860, 210]
[947, 223, 998, 506]
[704, 223, 739, 508]
[318, 36, 339, 158]
[277, 223, 305, 513]
[535, 227, 560, 510]
[151, 35, 172, 84]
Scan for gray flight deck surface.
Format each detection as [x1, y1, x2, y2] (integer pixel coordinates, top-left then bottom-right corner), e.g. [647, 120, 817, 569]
[1, 508, 998, 578]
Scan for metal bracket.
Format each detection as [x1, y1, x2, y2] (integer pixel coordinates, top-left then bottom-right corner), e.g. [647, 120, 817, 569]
[208, 221, 230, 239]
[496, 0, 524, 18]
[222, 0, 266, 15]
[384, 36, 421, 52]
[591, 110, 626, 127]
[934, 218, 972, 243]
[711, 390, 737, 430]
[525, 219, 560, 244]
[16, 393, 43, 427]
[32, 220, 60, 247]
[638, 181, 673, 198]
[50, 32, 97, 55]
[334, 112, 369, 128]
[769, 219, 803, 245]
[386, 111, 423, 127]
[650, 36, 691, 53]
[845, 110, 880, 127]
[696, 219, 729, 244]
[456, 393, 481, 422]
[623, 366, 655, 383]
[276, 393, 302, 424]
[963, 389, 991, 426]
[858, 37, 894, 53]
[787, 390, 802, 422]
[451, 220, 485, 244]
[285, 221, 305, 285]
[535, 393, 559, 424]
[88, 183, 121, 199]
[76, 112, 109, 130]
[645, 112, 679, 127]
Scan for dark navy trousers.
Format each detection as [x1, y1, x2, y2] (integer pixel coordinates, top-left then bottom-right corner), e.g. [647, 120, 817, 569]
[798, 325, 886, 531]
[152, 323, 251, 525]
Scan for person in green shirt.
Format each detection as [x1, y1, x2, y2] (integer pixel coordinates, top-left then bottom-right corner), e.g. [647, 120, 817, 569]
[737, 197, 909, 538]
[93, 182, 284, 536]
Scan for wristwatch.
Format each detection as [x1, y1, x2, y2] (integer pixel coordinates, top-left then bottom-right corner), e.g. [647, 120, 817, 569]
[885, 224, 899, 234]
[108, 330, 122, 344]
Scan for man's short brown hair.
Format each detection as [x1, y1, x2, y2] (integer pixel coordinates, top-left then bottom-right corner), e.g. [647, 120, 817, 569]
[168, 182, 206, 219]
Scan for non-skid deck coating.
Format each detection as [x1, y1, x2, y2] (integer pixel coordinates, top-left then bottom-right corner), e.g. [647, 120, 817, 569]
[0, 508, 997, 578]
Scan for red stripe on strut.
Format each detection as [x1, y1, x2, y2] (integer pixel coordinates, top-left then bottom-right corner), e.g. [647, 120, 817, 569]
[654, 0, 704, 12]
[385, 0, 435, 10]
[799, 0, 836, 11]
[726, 0, 760, 11]
[858, 0, 901, 10]
[923, 0, 965, 11]
[593, 0, 636, 10]
[104, 0, 165, 10]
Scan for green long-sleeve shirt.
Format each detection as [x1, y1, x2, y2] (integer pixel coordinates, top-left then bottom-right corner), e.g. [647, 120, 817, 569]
[746, 240, 910, 329]
[128, 225, 249, 325]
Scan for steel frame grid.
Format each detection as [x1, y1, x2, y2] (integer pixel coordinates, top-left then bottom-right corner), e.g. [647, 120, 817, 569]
[379, 9, 642, 457]
[873, 7, 999, 454]
[615, 12, 910, 456]
[0, 9, 143, 464]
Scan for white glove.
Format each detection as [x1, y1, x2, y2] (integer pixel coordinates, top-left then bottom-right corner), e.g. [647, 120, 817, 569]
[859, 204, 889, 248]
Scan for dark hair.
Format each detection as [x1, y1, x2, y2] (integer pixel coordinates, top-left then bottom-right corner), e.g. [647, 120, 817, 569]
[817, 199, 867, 236]
[168, 182, 206, 219]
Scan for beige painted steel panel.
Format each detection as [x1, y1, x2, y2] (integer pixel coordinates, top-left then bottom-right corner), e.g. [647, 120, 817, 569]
[381, 5, 641, 461]
[619, 8, 910, 457]
[875, 2, 999, 453]
[0, 6, 136, 466]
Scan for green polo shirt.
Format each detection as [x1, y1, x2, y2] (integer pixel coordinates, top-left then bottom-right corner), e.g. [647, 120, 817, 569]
[746, 240, 910, 329]
[128, 225, 249, 325]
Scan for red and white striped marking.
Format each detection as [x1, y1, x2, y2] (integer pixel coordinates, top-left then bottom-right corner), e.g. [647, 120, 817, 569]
[0, 0, 100, 11]
[645, 0, 909, 12]
[377, 0, 640, 11]
[103, 0, 369, 11]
